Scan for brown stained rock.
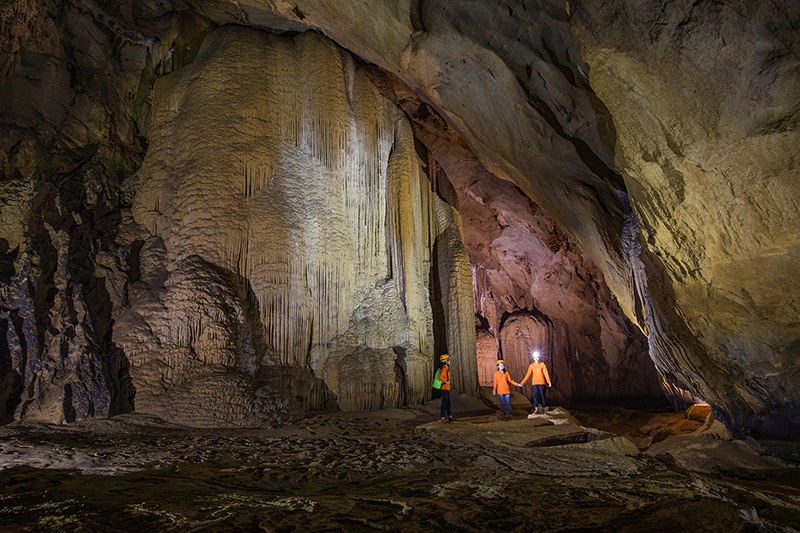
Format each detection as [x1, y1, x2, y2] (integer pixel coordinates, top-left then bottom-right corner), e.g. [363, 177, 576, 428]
[479, 386, 532, 411]
[475, 328, 499, 386]
[392, 81, 663, 404]
[686, 403, 714, 423]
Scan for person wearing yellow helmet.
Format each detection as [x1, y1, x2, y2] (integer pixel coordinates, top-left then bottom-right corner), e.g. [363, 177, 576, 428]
[493, 359, 519, 420]
[438, 354, 454, 423]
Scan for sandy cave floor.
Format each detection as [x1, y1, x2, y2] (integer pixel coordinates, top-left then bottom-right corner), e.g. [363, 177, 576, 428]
[1, 400, 799, 532]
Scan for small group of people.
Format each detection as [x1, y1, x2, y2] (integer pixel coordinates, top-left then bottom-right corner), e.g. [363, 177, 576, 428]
[434, 351, 552, 422]
[492, 351, 551, 419]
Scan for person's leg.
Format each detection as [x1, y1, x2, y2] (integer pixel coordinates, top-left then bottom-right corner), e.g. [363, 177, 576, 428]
[540, 384, 547, 409]
[499, 394, 508, 416]
[502, 394, 512, 417]
[445, 390, 453, 418]
[531, 385, 543, 412]
[440, 390, 449, 421]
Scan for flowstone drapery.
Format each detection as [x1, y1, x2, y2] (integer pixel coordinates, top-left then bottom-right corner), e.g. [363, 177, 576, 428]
[117, 27, 475, 424]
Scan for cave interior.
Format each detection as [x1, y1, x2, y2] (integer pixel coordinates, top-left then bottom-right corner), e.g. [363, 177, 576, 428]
[0, 0, 799, 530]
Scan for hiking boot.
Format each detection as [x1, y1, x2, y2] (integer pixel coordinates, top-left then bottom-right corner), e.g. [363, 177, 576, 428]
[440, 417, 447, 423]
[448, 416, 456, 422]
[533, 408, 539, 414]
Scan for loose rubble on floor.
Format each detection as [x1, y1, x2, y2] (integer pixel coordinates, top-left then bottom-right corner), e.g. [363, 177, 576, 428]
[1, 397, 798, 531]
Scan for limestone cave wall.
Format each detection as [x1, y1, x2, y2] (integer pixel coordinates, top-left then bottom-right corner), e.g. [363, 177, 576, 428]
[123, 26, 476, 423]
[1, 0, 797, 435]
[568, 0, 800, 434]
[395, 90, 663, 404]
[0, 7, 477, 425]
[225, 0, 800, 435]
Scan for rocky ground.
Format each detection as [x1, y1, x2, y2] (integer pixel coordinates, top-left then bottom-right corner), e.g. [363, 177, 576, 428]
[1, 398, 799, 532]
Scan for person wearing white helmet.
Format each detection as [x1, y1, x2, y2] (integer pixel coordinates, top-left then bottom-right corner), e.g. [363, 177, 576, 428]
[519, 351, 551, 414]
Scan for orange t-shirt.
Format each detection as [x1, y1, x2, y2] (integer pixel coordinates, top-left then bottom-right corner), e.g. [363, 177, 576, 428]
[522, 362, 550, 385]
[493, 370, 518, 395]
[440, 364, 451, 391]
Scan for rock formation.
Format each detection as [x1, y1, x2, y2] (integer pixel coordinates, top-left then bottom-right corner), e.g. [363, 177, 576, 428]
[120, 26, 476, 424]
[1, 0, 797, 435]
[0, 15, 477, 426]
[234, 0, 800, 435]
[569, 0, 800, 434]
[394, 89, 662, 403]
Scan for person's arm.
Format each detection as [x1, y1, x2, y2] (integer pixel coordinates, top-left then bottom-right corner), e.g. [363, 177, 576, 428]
[544, 365, 551, 386]
[519, 365, 532, 386]
[492, 372, 498, 395]
[509, 373, 519, 387]
[442, 366, 450, 384]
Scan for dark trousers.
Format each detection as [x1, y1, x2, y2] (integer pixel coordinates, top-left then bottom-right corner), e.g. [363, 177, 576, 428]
[440, 389, 451, 418]
[531, 384, 547, 409]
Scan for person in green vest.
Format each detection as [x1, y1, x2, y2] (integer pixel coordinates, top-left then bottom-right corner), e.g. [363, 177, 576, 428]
[438, 354, 454, 423]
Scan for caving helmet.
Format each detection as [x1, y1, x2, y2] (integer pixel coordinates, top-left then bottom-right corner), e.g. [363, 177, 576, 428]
[440, 354, 450, 363]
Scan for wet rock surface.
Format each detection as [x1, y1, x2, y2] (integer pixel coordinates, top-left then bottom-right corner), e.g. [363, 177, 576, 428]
[1, 406, 799, 531]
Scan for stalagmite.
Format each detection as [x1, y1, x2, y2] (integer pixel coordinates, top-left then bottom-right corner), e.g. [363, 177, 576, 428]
[121, 26, 476, 425]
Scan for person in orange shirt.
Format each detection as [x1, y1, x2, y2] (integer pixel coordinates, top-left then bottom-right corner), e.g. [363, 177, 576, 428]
[493, 359, 519, 420]
[439, 354, 454, 423]
[519, 351, 551, 414]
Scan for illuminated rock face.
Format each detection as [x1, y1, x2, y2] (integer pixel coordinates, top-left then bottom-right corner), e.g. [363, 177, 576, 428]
[1, 0, 797, 434]
[119, 27, 476, 424]
[248, 0, 800, 434]
[568, 0, 800, 434]
[398, 93, 662, 403]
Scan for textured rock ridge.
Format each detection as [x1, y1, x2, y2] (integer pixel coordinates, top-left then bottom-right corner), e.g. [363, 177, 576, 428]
[121, 27, 476, 423]
[569, 0, 800, 434]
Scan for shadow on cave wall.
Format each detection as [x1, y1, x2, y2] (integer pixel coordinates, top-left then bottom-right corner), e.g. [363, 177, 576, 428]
[0, 176, 138, 424]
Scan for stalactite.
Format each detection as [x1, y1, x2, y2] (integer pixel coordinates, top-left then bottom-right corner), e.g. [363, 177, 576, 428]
[126, 27, 481, 420]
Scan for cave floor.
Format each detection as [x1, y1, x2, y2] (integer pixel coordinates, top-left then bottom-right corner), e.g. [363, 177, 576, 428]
[1, 403, 799, 532]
